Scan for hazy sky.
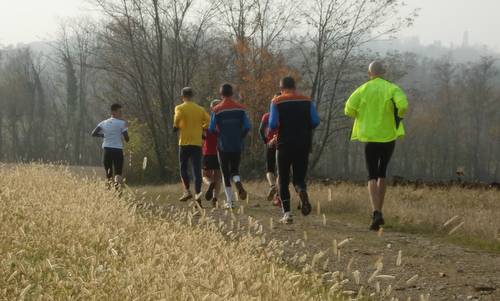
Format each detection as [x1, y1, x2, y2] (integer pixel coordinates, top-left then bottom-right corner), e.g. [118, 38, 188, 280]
[0, 0, 499, 49]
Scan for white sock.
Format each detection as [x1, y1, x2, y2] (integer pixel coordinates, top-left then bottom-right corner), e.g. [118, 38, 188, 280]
[283, 211, 291, 218]
[224, 187, 234, 205]
[266, 173, 276, 186]
[232, 175, 241, 183]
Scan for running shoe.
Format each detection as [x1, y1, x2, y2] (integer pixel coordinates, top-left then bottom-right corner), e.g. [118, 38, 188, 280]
[279, 212, 293, 224]
[267, 185, 277, 201]
[179, 191, 193, 202]
[234, 181, 247, 200]
[194, 193, 203, 208]
[370, 211, 385, 231]
[205, 182, 216, 201]
[298, 190, 312, 216]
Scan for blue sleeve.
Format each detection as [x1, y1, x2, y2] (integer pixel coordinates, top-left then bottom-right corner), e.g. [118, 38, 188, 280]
[242, 112, 251, 131]
[269, 103, 279, 130]
[208, 112, 217, 133]
[310, 102, 320, 129]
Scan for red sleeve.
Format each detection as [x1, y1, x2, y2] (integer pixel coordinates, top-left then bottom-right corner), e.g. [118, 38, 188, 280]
[262, 113, 269, 124]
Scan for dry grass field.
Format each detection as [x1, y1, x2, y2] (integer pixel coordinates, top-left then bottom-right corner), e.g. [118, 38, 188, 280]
[2, 164, 499, 300]
[1, 164, 386, 300]
[139, 180, 500, 300]
[305, 183, 500, 251]
[143, 181, 500, 252]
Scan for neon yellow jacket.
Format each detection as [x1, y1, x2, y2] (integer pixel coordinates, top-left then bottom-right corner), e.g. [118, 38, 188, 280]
[344, 77, 408, 142]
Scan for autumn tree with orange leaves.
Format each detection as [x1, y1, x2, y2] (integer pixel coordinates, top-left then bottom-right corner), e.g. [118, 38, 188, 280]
[232, 39, 299, 168]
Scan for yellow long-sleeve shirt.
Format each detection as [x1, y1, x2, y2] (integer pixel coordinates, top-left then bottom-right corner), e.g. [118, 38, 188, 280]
[173, 101, 210, 146]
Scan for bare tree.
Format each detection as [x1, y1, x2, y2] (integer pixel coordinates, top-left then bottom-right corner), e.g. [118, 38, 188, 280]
[459, 57, 497, 180]
[91, 0, 212, 177]
[0, 48, 47, 161]
[296, 0, 418, 170]
[50, 19, 97, 164]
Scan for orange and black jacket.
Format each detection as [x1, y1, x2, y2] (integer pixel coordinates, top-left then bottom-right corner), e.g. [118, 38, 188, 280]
[269, 91, 320, 149]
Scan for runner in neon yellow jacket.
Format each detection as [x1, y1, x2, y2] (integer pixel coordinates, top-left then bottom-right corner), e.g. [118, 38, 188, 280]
[344, 61, 409, 231]
[345, 76, 408, 142]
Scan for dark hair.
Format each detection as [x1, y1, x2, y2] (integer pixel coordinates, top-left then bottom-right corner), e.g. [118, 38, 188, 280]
[280, 76, 296, 89]
[220, 83, 233, 97]
[111, 103, 122, 112]
[182, 87, 194, 98]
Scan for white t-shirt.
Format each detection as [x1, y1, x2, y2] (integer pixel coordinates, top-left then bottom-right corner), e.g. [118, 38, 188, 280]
[97, 118, 128, 149]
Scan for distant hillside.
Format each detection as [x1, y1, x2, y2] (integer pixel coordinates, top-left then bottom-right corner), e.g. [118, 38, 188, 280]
[367, 36, 500, 62]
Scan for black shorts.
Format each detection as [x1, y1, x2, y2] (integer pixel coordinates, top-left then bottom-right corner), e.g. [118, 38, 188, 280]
[203, 155, 220, 170]
[364, 141, 396, 180]
[103, 147, 124, 178]
[266, 147, 277, 173]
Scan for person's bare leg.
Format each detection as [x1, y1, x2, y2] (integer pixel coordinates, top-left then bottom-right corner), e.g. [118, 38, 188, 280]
[377, 178, 386, 211]
[368, 179, 380, 211]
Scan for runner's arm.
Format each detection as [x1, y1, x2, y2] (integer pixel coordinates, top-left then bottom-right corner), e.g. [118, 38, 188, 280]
[208, 112, 217, 134]
[242, 112, 251, 138]
[173, 106, 182, 132]
[122, 130, 130, 142]
[91, 126, 104, 138]
[310, 102, 320, 129]
[269, 103, 279, 130]
[344, 87, 361, 118]
[122, 121, 130, 142]
[202, 110, 210, 129]
[393, 86, 409, 118]
[258, 118, 267, 143]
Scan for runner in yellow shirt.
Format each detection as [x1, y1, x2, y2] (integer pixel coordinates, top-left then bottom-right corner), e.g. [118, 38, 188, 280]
[173, 87, 210, 206]
[345, 61, 409, 231]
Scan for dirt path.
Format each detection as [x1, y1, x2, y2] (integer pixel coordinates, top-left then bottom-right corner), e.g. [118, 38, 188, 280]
[147, 190, 500, 301]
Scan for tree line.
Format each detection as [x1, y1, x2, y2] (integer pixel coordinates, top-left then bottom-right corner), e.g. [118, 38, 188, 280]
[0, 0, 498, 183]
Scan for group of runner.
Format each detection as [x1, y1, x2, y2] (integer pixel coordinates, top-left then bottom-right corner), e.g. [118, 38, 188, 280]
[92, 61, 408, 230]
[174, 83, 251, 210]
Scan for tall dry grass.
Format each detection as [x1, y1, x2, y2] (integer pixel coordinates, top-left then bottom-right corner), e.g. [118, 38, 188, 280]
[0, 165, 348, 300]
[141, 180, 500, 247]
[306, 183, 500, 246]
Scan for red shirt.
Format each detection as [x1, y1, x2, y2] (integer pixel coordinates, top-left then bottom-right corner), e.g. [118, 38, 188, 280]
[203, 130, 218, 155]
[261, 113, 278, 142]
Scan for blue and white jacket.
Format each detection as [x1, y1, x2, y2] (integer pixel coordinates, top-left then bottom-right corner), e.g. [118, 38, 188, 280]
[209, 98, 251, 153]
